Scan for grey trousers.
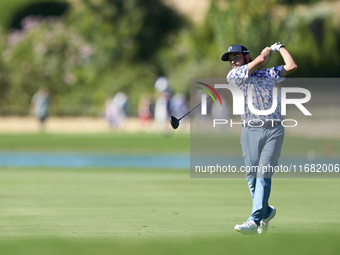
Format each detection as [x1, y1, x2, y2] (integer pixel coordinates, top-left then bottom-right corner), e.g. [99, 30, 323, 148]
[240, 125, 284, 222]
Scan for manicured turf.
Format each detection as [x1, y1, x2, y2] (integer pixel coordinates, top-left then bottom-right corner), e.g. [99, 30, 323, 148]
[1, 234, 340, 255]
[0, 133, 190, 153]
[1, 167, 340, 254]
[0, 133, 339, 157]
[1, 132, 340, 254]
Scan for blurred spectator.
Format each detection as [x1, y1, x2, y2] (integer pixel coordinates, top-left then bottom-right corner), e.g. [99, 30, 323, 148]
[138, 94, 153, 128]
[169, 93, 187, 127]
[154, 76, 170, 93]
[191, 90, 212, 132]
[154, 77, 172, 133]
[30, 87, 50, 132]
[104, 92, 128, 129]
[104, 96, 114, 123]
[211, 97, 230, 132]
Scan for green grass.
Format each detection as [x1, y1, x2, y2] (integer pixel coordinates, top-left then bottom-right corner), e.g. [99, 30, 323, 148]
[0, 133, 339, 157]
[1, 133, 340, 254]
[1, 234, 340, 255]
[1, 167, 340, 254]
[0, 133, 190, 153]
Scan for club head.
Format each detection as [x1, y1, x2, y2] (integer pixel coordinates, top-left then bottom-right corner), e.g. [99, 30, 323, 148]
[170, 116, 180, 129]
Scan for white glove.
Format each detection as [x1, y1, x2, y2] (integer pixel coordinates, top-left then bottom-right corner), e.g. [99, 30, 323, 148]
[270, 42, 284, 53]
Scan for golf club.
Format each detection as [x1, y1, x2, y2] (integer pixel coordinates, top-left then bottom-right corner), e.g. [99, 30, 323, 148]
[170, 88, 222, 129]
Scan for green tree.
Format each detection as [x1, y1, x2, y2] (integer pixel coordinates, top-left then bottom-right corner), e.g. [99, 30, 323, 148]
[0, 0, 184, 115]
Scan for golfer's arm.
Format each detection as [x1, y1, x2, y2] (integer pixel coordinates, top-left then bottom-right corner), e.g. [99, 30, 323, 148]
[248, 47, 271, 75]
[280, 47, 297, 77]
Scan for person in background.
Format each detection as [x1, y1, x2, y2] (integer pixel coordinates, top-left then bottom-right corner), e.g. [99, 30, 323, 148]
[169, 93, 187, 129]
[104, 92, 128, 129]
[154, 77, 172, 133]
[30, 87, 50, 132]
[138, 94, 153, 129]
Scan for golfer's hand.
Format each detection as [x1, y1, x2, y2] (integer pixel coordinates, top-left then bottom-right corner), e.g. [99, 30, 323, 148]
[261, 47, 272, 55]
[270, 42, 284, 53]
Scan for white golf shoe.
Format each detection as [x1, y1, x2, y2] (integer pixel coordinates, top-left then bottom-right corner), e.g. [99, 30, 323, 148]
[234, 220, 258, 235]
[258, 206, 276, 234]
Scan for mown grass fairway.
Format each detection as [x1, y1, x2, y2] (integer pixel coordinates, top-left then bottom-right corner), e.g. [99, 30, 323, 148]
[0, 133, 190, 153]
[0, 133, 339, 157]
[1, 133, 340, 254]
[1, 167, 340, 254]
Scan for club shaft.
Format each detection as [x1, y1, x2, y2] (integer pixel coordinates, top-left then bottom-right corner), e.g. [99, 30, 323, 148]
[178, 88, 222, 121]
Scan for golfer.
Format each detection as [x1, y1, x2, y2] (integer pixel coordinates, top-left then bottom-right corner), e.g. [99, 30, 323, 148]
[222, 42, 297, 234]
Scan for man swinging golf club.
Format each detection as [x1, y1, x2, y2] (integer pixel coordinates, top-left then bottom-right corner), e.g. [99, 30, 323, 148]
[222, 42, 297, 234]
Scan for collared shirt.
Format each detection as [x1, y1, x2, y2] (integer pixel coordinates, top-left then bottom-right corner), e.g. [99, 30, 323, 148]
[227, 64, 285, 123]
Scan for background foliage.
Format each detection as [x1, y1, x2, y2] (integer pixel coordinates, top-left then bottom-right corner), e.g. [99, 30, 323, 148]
[0, 0, 339, 116]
